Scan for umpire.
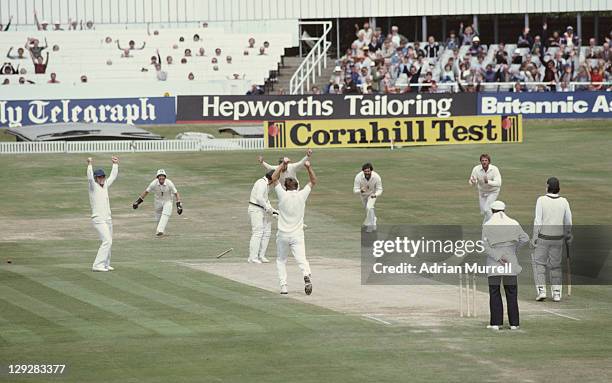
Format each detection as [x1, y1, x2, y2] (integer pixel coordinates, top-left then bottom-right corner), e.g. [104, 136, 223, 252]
[482, 201, 529, 330]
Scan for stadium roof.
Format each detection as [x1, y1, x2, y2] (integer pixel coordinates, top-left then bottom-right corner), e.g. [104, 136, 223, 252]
[6, 123, 163, 142]
[218, 126, 263, 138]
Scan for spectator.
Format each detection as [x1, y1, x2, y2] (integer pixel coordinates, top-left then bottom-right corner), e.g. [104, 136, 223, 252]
[19, 76, 35, 84]
[469, 36, 482, 55]
[440, 63, 455, 83]
[26, 38, 48, 60]
[589, 62, 604, 90]
[2, 78, 9, 85]
[155, 64, 167, 81]
[311, 86, 321, 95]
[585, 38, 601, 59]
[243, 50, 249, 56]
[184, 48, 192, 57]
[459, 22, 478, 46]
[52, 45, 60, 52]
[1, 62, 19, 75]
[193, 34, 200, 42]
[532, 35, 544, 56]
[120, 48, 132, 58]
[226, 55, 232, 64]
[247, 37, 256, 49]
[390, 26, 408, 47]
[602, 42, 611, 62]
[445, 30, 460, 49]
[495, 44, 509, 65]
[369, 28, 384, 52]
[52, 21, 64, 31]
[413, 42, 425, 57]
[424, 36, 440, 58]
[68, 18, 78, 30]
[117, 40, 146, 51]
[246, 84, 263, 95]
[353, 30, 368, 50]
[211, 57, 218, 64]
[511, 49, 523, 64]
[0, 16, 12, 31]
[6, 47, 26, 59]
[542, 60, 558, 91]
[48, 72, 60, 84]
[517, 27, 533, 48]
[559, 64, 574, 84]
[560, 26, 580, 49]
[83, 20, 95, 30]
[197, 47, 206, 56]
[104, 36, 113, 44]
[557, 80, 571, 92]
[34, 10, 48, 30]
[573, 64, 590, 90]
[32, 52, 49, 74]
[512, 81, 524, 92]
[180, 58, 187, 64]
[548, 30, 561, 47]
[166, 55, 173, 65]
[258, 47, 267, 55]
[179, 36, 185, 42]
[215, 48, 222, 56]
[188, 72, 195, 81]
[483, 64, 497, 82]
[420, 72, 434, 92]
[80, 75, 88, 83]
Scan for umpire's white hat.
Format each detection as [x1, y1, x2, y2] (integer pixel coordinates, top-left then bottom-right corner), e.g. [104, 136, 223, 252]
[490, 201, 506, 211]
[156, 169, 167, 177]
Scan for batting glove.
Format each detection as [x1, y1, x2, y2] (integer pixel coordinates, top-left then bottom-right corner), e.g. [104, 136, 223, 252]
[176, 202, 183, 215]
[132, 197, 143, 209]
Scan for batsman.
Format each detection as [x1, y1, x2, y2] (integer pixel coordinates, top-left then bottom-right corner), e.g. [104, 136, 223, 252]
[133, 169, 183, 236]
[532, 177, 573, 302]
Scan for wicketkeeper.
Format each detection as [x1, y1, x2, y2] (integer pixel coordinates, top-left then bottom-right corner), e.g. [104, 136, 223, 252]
[132, 169, 183, 236]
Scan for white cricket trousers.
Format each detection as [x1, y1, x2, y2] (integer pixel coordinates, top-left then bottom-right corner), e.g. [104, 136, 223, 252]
[155, 200, 173, 234]
[361, 195, 377, 228]
[248, 205, 271, 260]
[92, 219, 113, 269]
[479, 190, 500, 223]
[276, 231, 311, 287]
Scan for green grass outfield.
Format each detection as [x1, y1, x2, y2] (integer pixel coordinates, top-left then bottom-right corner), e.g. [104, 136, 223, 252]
[0, 119, 611, 382]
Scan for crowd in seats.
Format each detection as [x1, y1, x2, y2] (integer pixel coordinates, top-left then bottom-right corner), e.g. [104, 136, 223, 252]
[320, 22, 612, 94]
[0, 14, 291, 96]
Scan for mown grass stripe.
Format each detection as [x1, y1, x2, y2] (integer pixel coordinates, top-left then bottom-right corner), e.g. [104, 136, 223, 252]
[7, 266, 192, 337]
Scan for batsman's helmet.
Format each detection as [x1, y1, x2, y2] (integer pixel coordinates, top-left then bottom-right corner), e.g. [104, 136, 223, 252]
[93, 169, 106, 177]
[156, 169, 167, 178]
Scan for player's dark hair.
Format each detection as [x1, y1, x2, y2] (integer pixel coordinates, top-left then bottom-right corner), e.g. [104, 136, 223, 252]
[278, 157, 284, 164]
[362, 163, 373, 171]
[265, 170, 274, 180]
[547, 177, 560, 194]
[285, 177, 298, 191]
[480, 153, 491, 162]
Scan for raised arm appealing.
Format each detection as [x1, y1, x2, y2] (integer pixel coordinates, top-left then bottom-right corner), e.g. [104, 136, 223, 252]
[106, 156, 119, 188]
[304, 160, 317, 188]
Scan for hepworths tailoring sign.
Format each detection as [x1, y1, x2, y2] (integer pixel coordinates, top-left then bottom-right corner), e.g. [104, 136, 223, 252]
[0, 97, 176, 127]
[478, 92, 612, 119]
[177, 93, 478, 122]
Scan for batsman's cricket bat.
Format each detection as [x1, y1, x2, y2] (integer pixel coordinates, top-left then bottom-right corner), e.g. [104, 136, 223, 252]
[565, 241, 572, 296]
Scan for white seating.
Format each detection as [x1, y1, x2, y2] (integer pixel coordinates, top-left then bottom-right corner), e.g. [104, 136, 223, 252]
[0, 28, 293, 99]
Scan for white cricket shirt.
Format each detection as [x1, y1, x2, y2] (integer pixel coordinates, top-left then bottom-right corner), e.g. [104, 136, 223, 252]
[146, 178, 178, 204]
[275, 183, 311, 234]
[533, 193, 572, 237]
[87, 164, 118, 221]
[469, 164, 502, 193]
[249, 177, 272, 212]
[353, 171, 383, 198]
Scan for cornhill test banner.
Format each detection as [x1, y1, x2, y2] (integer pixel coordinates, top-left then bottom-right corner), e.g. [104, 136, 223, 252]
[265, 115, 523, 149]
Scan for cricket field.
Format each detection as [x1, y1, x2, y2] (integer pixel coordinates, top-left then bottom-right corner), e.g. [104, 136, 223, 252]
[0, 120, 611, 382]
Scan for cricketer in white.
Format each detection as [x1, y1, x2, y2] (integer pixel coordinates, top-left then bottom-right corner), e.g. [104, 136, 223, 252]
[271, 157, 316, 295]
[531, 177, 572, 302]
[132, 169, 183, 236]
[469, 153, 502, 223]
[258, 148, 313, 188]
[87, 156, 118, 272]
[247, 170, 278, 264]
[353, 163, 383, 232]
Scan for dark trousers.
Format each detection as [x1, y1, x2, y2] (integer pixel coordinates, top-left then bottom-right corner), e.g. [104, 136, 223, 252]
[488, 275, 519, 326]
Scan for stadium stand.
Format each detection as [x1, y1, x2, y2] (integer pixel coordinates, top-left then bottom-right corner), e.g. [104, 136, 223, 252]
[0, 26, 292, 98]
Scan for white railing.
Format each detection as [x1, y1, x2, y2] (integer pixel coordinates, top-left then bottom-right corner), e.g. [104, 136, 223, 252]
[0, 139, 264, 154]
[290, 21, 333, 95]
[395, 81, 612, 93]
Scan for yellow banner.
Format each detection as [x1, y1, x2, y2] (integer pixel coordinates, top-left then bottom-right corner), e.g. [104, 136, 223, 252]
[265, 115, 522, 148]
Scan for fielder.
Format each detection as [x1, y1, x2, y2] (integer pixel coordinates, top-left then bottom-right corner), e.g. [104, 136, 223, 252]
[87, 156, 119, 272]
[469, 153, 502, 223]
[353, 163, 383, 232]
[482, 200, 529, 330]
[247, 170, 278, 264]
[258, 148, 313, 188]
[271, 157, 316, 295]
[532, 177, 573, 302]
[132, 169, 183, 236]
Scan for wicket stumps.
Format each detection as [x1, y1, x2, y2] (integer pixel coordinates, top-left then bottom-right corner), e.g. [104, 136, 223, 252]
[459, 273, 477, 317]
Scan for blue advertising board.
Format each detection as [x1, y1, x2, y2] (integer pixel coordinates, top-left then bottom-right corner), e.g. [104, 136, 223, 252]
[0, 97, 176, 127]
[478, 91, 612, 119]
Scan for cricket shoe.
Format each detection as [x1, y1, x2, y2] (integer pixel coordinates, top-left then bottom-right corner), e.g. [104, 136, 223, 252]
[304, 275, 313, 295]
[107, 266, 114, 271]
[486, 325, 500, 330]
[552, 291, 561, 302]
[280, 285, 288, 295]
[156, 232, 164, 237]
[510, 326, 520, 330]
[92, 267, 109, 272]
[259, 256, 270, 263]
[248, 258, 262, 264]
[535, 286, 547, 301]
